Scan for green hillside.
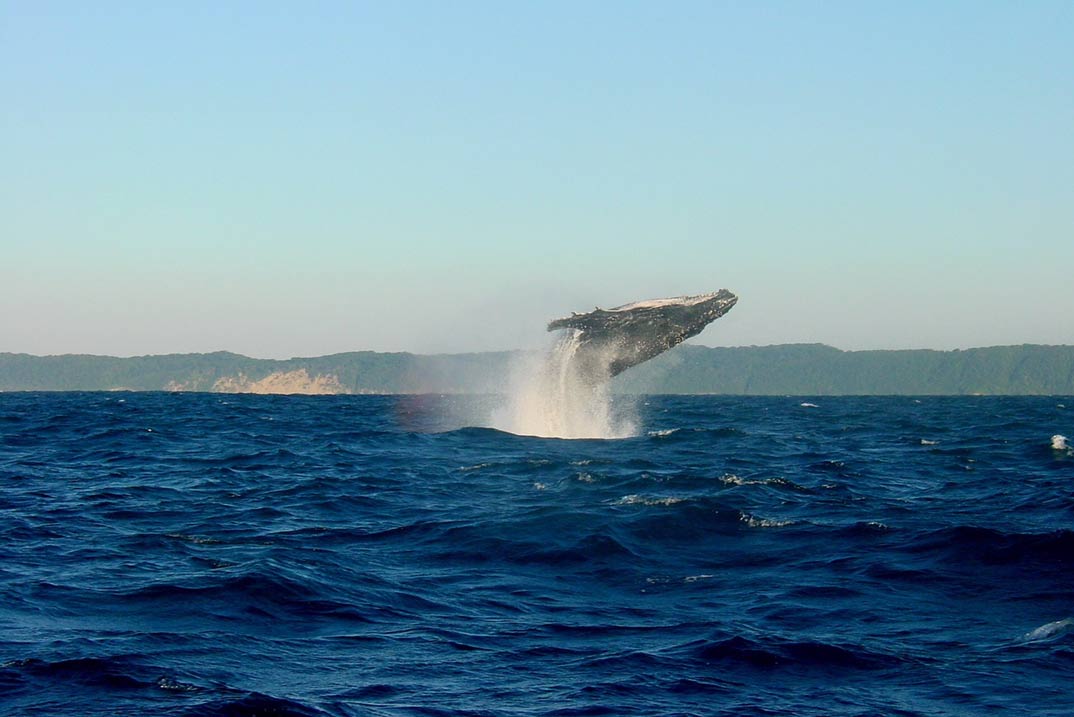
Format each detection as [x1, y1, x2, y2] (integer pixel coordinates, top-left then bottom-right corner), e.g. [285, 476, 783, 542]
[615, 344, 1074, 395]
[1, 344, 1072, 395]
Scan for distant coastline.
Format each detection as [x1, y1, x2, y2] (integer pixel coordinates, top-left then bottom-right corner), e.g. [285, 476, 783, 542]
[2, 344, 1073, 396]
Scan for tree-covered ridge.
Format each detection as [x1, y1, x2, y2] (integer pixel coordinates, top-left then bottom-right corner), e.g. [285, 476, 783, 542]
[615, 344, 1074, 395]
[1, 344, 1072, 395]
[0, 351, 515, 395]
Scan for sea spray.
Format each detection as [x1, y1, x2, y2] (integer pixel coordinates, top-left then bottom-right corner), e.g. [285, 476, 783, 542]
[490, 331, 637, 439]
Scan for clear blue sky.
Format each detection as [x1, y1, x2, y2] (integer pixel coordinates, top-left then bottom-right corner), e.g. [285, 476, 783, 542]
[3, 2, 1072, 357]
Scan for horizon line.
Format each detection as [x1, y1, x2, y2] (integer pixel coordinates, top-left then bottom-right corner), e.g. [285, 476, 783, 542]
[4, 342, 1074, 362]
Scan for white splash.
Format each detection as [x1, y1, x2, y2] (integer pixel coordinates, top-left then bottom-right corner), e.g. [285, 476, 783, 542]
[490, 331, 637, 439]
[1051, 434, 1069, 451]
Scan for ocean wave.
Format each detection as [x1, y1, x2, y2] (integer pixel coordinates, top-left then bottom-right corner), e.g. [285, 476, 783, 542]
[683, 634, 903, 671]
[613, 498, 777, 544]
[1, 656, 156, 690]
[112, 570, 382, 627]
[906, 526, 1074, 567]
[428, 521, 640, 567]
[183, 692, 330, 716]
[0, 653, 208, 710]
[5, 392, 1074, 716]
[836, 521, 890, 536]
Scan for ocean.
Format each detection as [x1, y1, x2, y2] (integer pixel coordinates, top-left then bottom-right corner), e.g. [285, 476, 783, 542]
[1, 392, 1072, 716]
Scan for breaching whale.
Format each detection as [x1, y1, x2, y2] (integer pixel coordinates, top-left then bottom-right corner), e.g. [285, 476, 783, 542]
[547, 290, 738, 379]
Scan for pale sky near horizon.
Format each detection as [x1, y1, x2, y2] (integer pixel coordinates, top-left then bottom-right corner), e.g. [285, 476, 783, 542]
[3, 2, 1073, 358]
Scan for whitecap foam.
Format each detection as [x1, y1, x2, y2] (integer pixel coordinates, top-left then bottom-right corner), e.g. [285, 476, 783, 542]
[720, 474, 796, 488]
[648, 428, 679, 437]
[920, 439, 939, 446]
[740, 513, 795, 528]
[157, 676, 199, 692]
[800, 402, 819, 408]
[1051, 434, 1069, 451]
[166, 533, 220, 545]
[1022, 617, 1074, 642]
[614, 494, 686, 506]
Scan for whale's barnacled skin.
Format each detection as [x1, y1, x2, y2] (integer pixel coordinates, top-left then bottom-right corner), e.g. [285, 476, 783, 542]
[547, 290, 738, 378]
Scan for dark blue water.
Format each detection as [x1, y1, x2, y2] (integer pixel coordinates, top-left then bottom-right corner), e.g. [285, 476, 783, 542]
[1, 393, 1072, 716]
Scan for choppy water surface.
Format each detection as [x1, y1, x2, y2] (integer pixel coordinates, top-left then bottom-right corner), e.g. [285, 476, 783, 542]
[1, 393, 1072, 716]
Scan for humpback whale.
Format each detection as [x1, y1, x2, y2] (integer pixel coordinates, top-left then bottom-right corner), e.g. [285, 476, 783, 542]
[547, 290, 738, 379]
